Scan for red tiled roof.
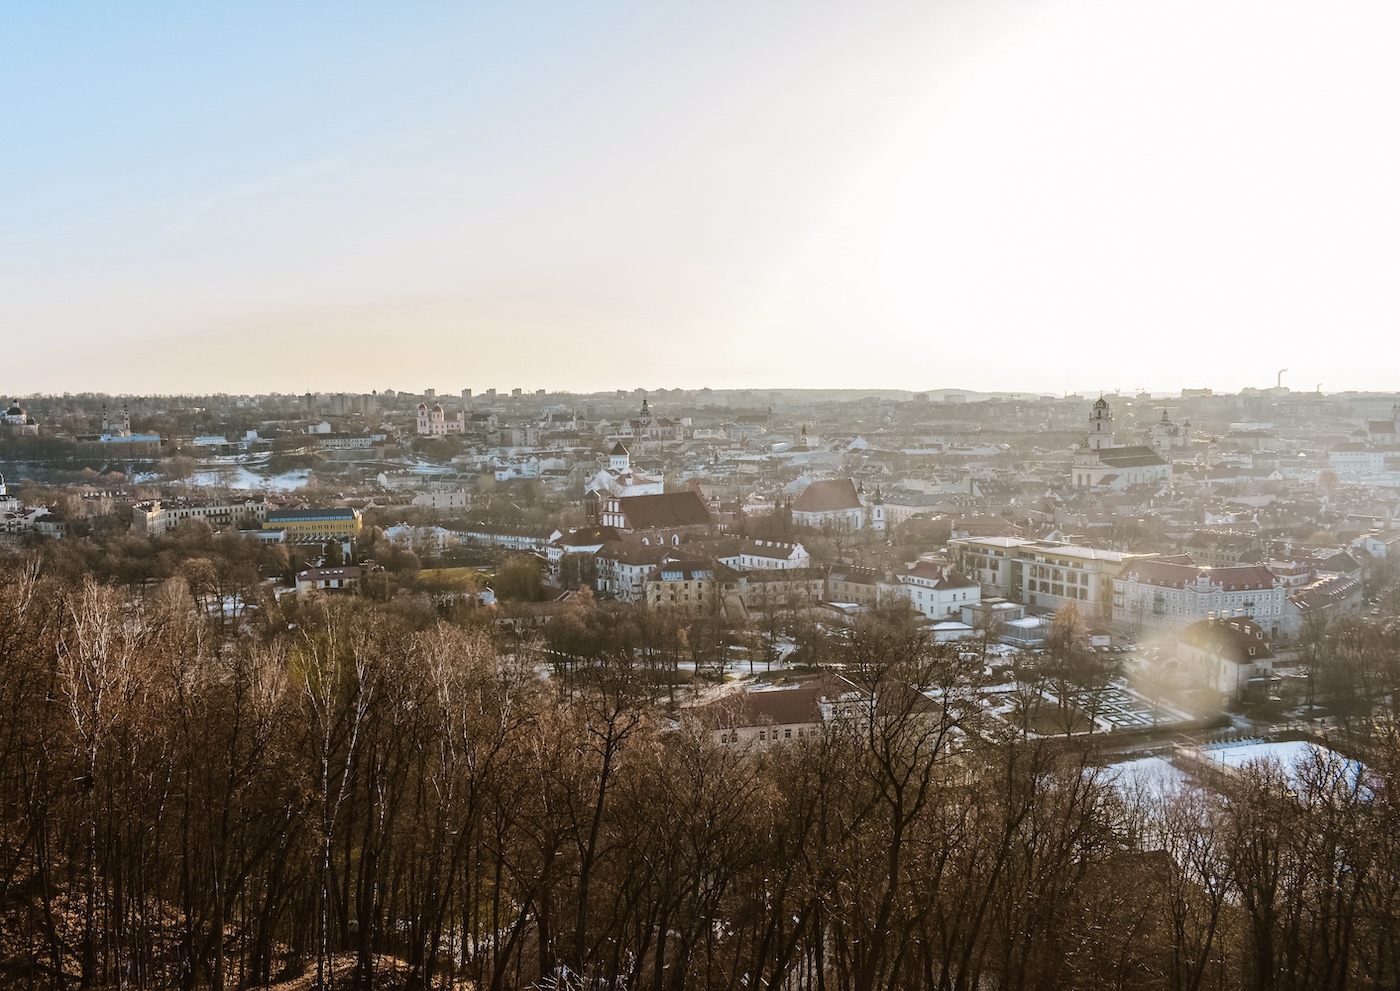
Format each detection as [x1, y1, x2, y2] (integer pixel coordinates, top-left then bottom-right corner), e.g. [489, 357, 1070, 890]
[1119, 559, 1277, 590]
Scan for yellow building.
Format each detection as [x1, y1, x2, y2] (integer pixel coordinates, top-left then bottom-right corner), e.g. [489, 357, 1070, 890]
[264, 507, 362, 542]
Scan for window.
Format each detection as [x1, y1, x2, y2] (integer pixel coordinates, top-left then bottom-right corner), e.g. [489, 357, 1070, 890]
[784, 728, 792, 738]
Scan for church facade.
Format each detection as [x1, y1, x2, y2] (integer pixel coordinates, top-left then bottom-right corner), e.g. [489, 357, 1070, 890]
[1071, 398, 1172, 488]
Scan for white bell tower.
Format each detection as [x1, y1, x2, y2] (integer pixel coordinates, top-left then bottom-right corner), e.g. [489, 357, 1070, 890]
[1087, 397, 1114, 450]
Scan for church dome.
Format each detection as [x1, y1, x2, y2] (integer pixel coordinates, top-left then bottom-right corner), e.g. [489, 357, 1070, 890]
[6, 405, 22, 416]
[1093, 397, 1109, 410]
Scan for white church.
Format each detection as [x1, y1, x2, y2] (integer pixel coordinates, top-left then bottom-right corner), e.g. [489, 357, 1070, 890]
[1071, 397, 1172, 489]
[585, 442, 664, 504]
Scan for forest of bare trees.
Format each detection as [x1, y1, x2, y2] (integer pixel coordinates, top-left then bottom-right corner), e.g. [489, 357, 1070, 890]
[3, 559, 1400, 991]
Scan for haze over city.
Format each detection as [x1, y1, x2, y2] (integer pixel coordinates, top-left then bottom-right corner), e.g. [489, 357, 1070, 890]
[4, 1, 1398, 396]
[9, 5, 1400, 984]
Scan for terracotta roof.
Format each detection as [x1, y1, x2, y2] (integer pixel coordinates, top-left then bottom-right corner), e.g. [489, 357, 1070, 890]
[1118, 559, 1277, 591]
[614, 491, 713, 530]
[792, 478, 862, 513]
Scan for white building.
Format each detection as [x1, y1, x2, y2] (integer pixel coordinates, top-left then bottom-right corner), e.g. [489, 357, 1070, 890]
[717, 539, 811, 571]
[411, 489, 469, 513]
[132, 498, 269, 536]
[878, 562, 981, 621]
[383, 523, 459, 553]
[1146, 408, 1192, 455]
[585, 443, 664, 500]
[1113, 559, 1286, 639]
[1071, 398, 1172, 488]
[1329, 445, 1389, 475]
[946, 537, 1136, 620]
[2, 401, 38, 435]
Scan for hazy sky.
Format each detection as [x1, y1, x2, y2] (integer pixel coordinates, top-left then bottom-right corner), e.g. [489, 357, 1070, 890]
[3, 2, 1397, 397]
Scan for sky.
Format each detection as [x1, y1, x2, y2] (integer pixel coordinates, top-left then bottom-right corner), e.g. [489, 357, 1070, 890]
[3, 1, 1398, 397]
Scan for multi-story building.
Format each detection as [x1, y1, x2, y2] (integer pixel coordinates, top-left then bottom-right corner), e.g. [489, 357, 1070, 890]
[295, 565, 366, 598]
[718, 539, 810, 571]
[947, 537, 1138, 622]
[877, 563, 981, 621]
[594, 541, 671, 603]
[263, 507, 363, 542]
[826, 567, 882, 608]
[644, 557, 732, 613]
[132, 498, 269, 536]
[1113, 559, 1286, 638]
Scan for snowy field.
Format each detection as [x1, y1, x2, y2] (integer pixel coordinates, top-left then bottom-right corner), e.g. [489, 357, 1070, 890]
[186, 467, 311, 490]
[1107, 756, 1192, 799]
[1194, 739, 1367, 793]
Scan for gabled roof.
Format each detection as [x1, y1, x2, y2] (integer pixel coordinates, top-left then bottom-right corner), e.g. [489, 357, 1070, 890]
[609, 442, 629, 456]
[1290, 575, 1361, 610]
[1096, 445, 1168, 469]
[1318, 551, 1363, 574]
[595, 540, 671, 566]
[1118, 559, 1277, 591]
[900, 563, 979, 589]
[1177, 619, 1273, 662]
[792, 478, 862, 513]
[558, 525, 622, 547]
[688, 675, 863, 730]
[614, 490, 713, 530]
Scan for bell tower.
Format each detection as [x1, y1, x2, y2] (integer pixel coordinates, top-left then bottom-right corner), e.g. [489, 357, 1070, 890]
[1087, 397, 1114, 451]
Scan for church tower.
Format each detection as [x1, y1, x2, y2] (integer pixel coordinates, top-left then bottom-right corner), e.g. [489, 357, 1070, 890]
[1087, 397, 1114, 451]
